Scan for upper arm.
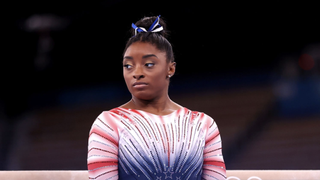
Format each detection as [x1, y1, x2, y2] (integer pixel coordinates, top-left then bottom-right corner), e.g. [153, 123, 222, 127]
[87, 112, 119, 180]
[202, 115, 226, 180]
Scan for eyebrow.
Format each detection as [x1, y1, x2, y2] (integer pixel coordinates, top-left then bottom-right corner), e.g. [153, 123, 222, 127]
[123, 54, 158, 60]
[142, 54, 158, 59]
[123, 56, 133, 60]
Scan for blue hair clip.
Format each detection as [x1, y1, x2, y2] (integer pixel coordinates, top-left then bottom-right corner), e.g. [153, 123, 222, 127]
[131, 15, 163, 36]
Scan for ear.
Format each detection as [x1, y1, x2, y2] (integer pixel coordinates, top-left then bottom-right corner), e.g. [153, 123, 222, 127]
[167, 61, 176, 77]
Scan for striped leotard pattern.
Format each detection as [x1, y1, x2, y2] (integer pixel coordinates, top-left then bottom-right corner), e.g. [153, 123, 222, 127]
[87, 107, 226, 180]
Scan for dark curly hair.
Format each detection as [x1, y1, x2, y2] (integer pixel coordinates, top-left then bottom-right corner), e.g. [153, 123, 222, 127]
[123, 16, 174, 63]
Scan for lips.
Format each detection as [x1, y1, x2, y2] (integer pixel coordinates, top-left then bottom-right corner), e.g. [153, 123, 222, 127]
[133, 82, 148, 87]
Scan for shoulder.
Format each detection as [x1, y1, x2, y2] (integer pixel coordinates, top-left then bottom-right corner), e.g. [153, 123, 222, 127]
[184, 108, 214, 119]
[92, 108, 124, 125]
[184, 108, 216, 125]
[90, 108, 125, 133]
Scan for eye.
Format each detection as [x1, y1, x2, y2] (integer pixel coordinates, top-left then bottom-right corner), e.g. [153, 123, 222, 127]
[145, 63, 155, 68]
[123, 64, 133, 69]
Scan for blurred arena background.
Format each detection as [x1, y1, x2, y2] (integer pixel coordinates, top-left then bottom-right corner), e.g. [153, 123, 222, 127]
[1, 1, 319, 170]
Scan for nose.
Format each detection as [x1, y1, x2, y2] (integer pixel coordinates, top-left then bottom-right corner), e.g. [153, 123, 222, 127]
[133, 66, 145, 80]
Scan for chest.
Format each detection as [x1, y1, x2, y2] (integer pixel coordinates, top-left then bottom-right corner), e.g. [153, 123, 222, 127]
[117, 113, 207, 179]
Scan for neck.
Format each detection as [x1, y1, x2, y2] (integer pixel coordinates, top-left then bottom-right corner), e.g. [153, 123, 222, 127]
[131, 94, 171, 113]
[121, 92, 182, 116]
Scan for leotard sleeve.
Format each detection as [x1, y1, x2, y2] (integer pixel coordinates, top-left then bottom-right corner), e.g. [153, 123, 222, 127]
[87, 111, 119, 180]
[202, 116, 226, 179]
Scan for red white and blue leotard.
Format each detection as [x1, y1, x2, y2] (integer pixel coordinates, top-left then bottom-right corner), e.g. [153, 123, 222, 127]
[87, 107, 226, 180]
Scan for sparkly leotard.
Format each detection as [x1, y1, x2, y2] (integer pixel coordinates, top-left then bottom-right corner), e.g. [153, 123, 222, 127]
[87, 107, 226, 180]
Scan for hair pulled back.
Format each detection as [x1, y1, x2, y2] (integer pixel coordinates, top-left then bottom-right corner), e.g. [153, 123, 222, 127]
[124, 16, 174, 63]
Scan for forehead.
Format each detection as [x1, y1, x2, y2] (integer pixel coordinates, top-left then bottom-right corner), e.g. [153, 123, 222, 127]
[124, 42, 166, 58]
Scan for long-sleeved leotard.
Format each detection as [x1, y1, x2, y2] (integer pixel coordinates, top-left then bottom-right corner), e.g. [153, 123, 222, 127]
[87, 107, 226, 180]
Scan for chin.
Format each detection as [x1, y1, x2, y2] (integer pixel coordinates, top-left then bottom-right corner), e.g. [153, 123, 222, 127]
[132, 92, 155, 101]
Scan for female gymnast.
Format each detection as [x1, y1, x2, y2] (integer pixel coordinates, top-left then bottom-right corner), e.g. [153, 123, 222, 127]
[87, 15, 226, 180]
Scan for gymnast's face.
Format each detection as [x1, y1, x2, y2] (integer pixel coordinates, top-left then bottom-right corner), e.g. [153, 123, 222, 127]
[123, 42, 175, 101]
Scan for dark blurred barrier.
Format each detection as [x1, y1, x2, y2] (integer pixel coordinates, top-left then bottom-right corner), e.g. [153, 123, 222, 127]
[0, 170, 319, 180]
[274, 78, 320, 117]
